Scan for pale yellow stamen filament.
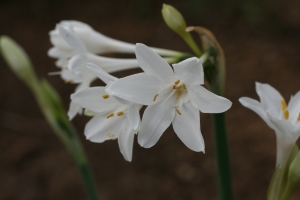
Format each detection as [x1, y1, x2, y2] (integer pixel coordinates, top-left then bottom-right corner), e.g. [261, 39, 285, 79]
[102, 94, 109, 99]
[173, 85, 182, 90]
[153, 94, 159, 101]
[174, 79, 180, 85]
[106, 113, 114, 118]
[176, 108, 181, 115]
[117, 111, 124, 116]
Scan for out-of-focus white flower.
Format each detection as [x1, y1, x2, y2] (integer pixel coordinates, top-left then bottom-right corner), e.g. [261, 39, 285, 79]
[239, 83, 300, 166]
[107, 44, 232, 152]
[71, 63, 140, 162]
[48, 20, 183, 70]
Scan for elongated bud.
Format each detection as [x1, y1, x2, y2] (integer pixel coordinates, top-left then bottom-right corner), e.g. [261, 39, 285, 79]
[162, 4, 187, 36]
[162, 4, 201, 56]
[0, 36, 37, 88]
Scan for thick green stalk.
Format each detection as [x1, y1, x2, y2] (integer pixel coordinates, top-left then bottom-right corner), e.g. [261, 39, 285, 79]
[212, 113, 234, 200]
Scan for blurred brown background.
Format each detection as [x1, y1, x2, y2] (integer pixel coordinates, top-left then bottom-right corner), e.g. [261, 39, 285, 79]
[1, 0, 300, 199]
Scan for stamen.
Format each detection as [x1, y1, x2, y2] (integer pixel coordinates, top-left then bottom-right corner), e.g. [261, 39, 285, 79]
[182, 84, 187, 89]
[65, 79, 73, 84]
[298, 113, 300, 121]
[281, 100, 287, 110]
[106, 133, 115, 138]
[283, 109, 289, 120]
[117, 111, 124, 116]
[176, 108, 182, 115]
[173, 85, 182, 90]
[174, 79, 180, 85]
[153, 94, 159, 101]
[106, 113, 114, 118]
[102, 94, 109, 99]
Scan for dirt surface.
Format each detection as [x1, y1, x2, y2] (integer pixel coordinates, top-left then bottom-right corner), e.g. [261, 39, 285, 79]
[1, 0, 300, 199]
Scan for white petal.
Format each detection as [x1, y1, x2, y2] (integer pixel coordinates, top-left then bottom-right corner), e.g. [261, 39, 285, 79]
[239, 97, 275, 130]
[288, 91, 300, 123]
[135, 43, 174, 82]
[107, 73, 162, 105]
[60, 69, 82, 83]
[189, 85, 232, 113]
[71, 87, 119, 113]
[255, 82, 283, 116]
[267, 112, 295, 137]
[84, 115, 124, 142]
[173, 57, 204, 85]
[87, 63, 117, 84]
[88, 54, 139, 74]
[68, 101, 83, 120]
[127, 103, 141, 130]
[57, 25, 87, 55]
[68, 55, 87, 74]
[118, 122, 136, 162]
[172, 102, 204, 152]
[138, 102, 175, 148]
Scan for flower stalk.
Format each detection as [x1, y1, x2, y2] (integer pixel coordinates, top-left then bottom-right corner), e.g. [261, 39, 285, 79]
[0, 36, 99, 200]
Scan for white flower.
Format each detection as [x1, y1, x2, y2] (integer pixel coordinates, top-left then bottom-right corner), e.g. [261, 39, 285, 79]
[106, 44, 232, 152]
[51, 24, 140, 82]
[239, 82, 300, 166]
[48, 20, 182, 70]
[71, 63, 141, 162]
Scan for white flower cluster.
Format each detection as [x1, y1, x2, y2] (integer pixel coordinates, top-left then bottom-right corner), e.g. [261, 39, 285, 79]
[48, 21, 232, 161]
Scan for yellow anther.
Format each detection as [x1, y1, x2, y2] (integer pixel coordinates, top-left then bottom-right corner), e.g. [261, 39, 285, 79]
[106, 133, 115, 138]
[182, 84, 187, 89]
[176, 108, 182, 115]
[283, 109, 289, 120]
[173, 85, 182, 90]
[117, 111, 124, 116]
[65, 79, 73, 84]
[174, 79, 180, 85]
[102, 94, 109, 99]
[153, 94, 159, 101]
[298, 113, 300, 121]
[281, 100, 287, 110]
[106, 113, 114, 118]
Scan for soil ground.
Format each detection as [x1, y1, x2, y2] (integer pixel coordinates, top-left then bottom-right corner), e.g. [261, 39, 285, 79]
[1, 0, 300, 199]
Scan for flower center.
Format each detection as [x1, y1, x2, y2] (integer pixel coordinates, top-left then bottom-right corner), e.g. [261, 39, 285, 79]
[281, 100, 289, 120]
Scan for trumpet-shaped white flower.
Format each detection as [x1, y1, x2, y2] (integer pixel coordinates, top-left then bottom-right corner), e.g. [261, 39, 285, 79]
[51, 25, 140, 120]
[107, 44, 232, 152]
[239, 83, 300, 166]
[71, 63, 140, 162]
[48, 20, 183, 70]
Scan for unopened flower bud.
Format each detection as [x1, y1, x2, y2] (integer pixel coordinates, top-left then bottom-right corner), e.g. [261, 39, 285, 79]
[162, 4, 187, 36]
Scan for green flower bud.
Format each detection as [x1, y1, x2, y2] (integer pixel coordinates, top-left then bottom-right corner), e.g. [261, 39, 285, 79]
[162, 4, 187, 36]
[0, 36, 37, 88]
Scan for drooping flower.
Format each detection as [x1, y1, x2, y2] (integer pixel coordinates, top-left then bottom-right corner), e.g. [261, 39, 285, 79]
[50, 25, 140, 120]
[106, 43, 232, 152]
[71, 63, 140, 162]
[239, 83, 300, 166]
[48, 21, 183, 72]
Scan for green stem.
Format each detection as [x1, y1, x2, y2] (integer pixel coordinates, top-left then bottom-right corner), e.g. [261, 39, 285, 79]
[182, 33, 202, 57]
[212, 113, 234, 200]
